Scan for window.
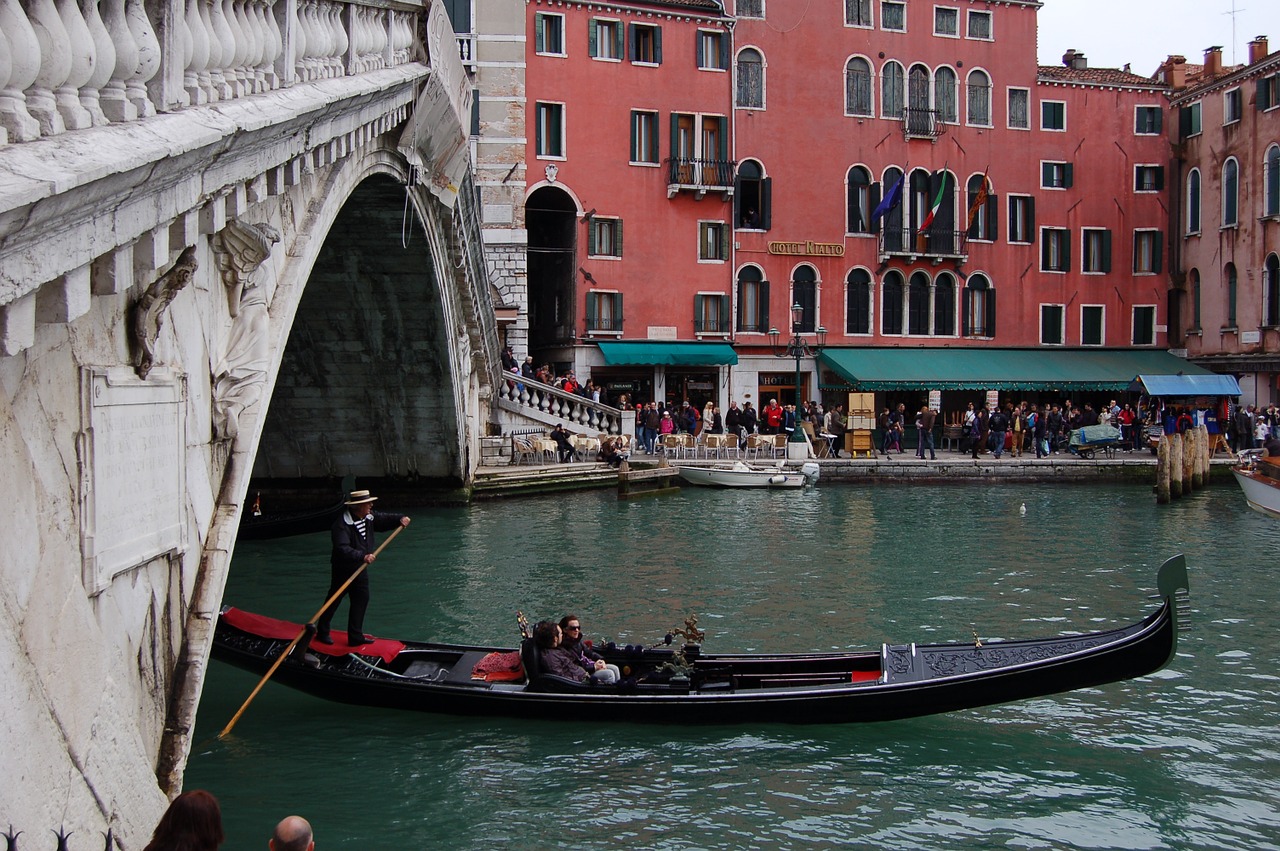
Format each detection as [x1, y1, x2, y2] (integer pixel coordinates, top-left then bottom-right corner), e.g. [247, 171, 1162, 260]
[1226, 263, 1238, 326]
[1081, 228, 1111, 273]
[847, 166, 873, 233]
[846, 269, 872, 335]
[588, 217, 623, 257]
[1134, 165, 1164, 192]
[934, 67, 957, 123]
[1132, 306, 1156, 345]
[881, 1, 905, 31]
[697, 30, 728, 70]
[585, 291, 623, 333]
[845, 0, 871, 26]
[1040, 304, 1064, 345]
[934, 7, 959, 36]
[736, 48, 764, 109]
[1041, 161, 1072, 189]
[881, 61, 904, 118]
[1041, 227, 1070, 272]
[1080, 305, 1104, 346]
[846, 58, 873, 116]
[1224, 87, 1242, 124]
[1222, 158, 1239, 227]
[882, 271, 904, 335]
[534, 102, 564, 158]
[1041, 100, 1065, 131]
[1133, 230, 1162, 274]
[629, 23, 661, 65]
[1135, 106, 1161, 134]
[738, 0, 763, 18]
[966, 173, 996, 241]
[1179, 102, 1202, 138]
[1007, 87, 1029, 129]
[534, 13, 564, 55]
[736, 266, 769, 332]
[966, 70, 990, 126]
[933, 273, 955, 335]
[694, 293, 730, 334]
[699, 222, 729, 261]
[967, 9, 992, 39]
[1266, 145, 1280, 217]
[1265, 255, 1280, 326]
[1260, 74, 1280, 111]
[630, 110, 659, 164]
[1186, 168, 1201, 234]
[1008, 195, 1034, 243]
[962, 275, 994, 337]
[1190, 269, 1201, 330]
[792, 266, 818, 333]
[735, 160, 771, 230]
[589, 19, 623, 60]
[908, 271, 930, 334]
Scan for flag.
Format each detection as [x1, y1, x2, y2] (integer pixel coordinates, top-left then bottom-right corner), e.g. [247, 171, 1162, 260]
[966, 170, 990, 230]
[919, 171, 948, 231]
[871, 171, 905, 223]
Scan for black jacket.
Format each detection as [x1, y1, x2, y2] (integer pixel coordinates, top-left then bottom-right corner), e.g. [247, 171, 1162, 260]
[331, 510, 401, 573]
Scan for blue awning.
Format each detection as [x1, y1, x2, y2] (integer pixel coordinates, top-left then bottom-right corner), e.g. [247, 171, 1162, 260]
[597, 342, 738, 366]
[1129, 373, 1241, 397]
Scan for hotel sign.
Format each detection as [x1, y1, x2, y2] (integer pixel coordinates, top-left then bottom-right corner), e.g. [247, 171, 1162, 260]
[767, 241, 845, 257]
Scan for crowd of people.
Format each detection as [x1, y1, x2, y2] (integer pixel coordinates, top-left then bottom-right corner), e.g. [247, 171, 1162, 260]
[141, 789, 313, 850]
[632, 397, 847, 456]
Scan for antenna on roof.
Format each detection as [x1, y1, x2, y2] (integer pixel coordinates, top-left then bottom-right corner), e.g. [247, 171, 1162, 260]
[1225, 0, 1246, 65]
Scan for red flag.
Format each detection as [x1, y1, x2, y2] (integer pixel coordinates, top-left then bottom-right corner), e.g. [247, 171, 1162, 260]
[966, 171, 990, 229]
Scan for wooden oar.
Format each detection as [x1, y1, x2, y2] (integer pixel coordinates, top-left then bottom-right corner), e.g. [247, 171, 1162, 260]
[218, 524, 406, 739]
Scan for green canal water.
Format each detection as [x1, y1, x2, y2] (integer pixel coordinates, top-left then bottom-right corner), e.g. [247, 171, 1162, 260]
[187, 482, 1280, 850]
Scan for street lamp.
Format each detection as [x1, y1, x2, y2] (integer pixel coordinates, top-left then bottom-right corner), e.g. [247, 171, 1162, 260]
[768, 303, 827, 444]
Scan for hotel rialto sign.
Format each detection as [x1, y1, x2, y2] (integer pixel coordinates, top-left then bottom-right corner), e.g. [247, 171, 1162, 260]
[767, 241, 845, 257]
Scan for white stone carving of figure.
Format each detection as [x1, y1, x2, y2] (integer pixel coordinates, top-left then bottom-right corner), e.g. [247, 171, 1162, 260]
[212, 220, 280, 440]
[132, 246, 198, 379]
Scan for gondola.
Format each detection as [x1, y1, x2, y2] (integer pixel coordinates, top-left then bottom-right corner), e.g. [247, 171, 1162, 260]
[211, 555, 1189, 725]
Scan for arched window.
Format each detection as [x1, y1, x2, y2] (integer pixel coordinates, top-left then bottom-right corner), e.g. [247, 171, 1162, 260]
[966, 173, 995, 240]
[1190, 269, 1201, 330]
[882, 271, 904, 335]
[963, 274, 995, 337]
[792, 264, 817, 332]
[966, 70, 991, 126]
[1226, 262, 1238, 325]
[908, 271, 930, 335]
[1222, 158, 1239, 227]
[847, 166, 872, 234]
[736, 48, 764, 109]
[1186, 168, 1201, 234]
[933, 273, 956, 335]
[908, 64, 930, 111]
[881, 61, 904, 119]
[881, 166, 905, 251]
[1266, 255, 1280, 326]
[736, 265, 769, 333]
[735, 159, 770, 230]
[934, 67, 957, 123]
[1266, 145, 1280, 218]
[846, 58, 873, 116]
[846, 268, 872, 335]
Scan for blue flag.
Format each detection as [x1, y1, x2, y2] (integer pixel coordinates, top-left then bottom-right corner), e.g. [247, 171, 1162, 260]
[871, 172, 904, 223]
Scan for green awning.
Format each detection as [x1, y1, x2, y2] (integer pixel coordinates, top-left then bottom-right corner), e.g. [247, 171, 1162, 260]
[818, 348, 1218, 392]
[597, 342, 738, 366]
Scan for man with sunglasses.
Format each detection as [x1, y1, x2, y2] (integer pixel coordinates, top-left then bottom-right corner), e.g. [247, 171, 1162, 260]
[559, 614, 620, 683]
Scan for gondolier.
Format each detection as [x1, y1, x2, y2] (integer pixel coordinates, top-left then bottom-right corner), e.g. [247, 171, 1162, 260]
[315, 489, 410, 646]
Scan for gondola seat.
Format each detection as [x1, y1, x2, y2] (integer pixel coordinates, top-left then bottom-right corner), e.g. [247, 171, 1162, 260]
[519, 638, 596, 693]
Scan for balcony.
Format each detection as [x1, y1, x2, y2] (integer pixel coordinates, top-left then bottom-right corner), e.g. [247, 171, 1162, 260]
[457, 34, 476, 70]
[666, 158, 736, 200]
[880, 226, 969, 262]
[585, 315, 624, 335]
[902, 107, 947, 140]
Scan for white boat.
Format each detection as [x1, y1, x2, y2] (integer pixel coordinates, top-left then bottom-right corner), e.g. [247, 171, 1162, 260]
[676, 461, 820, 489]
[1231, 450, 1280, 519]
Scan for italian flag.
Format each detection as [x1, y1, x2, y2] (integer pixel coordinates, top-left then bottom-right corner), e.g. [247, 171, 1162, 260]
[919, 172, 948, 230]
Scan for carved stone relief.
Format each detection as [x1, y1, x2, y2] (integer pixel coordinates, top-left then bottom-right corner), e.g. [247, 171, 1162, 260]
[130, 246, 198, 379]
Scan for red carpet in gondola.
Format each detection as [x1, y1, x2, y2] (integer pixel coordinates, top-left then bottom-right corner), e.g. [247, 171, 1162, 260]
[221, 607, 405, 663]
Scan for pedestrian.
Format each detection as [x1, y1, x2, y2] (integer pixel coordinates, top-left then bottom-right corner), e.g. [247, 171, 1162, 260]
[316, 489, 411, 647]
[143, 789, 224, 851]
[987, 405, 1009, 459]
[269, 816, 315, 851]
[917, 405, 937, 460]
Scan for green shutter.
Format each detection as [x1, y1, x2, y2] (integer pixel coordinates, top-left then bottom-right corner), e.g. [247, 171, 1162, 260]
[760, 280, 770, 330]
[869, 182, 882, 234]
[1042, 162, 1051, 186]
[588, 20, 598, 57]
[614, 22, 624, 59]
[535, 107, 543, 154]
[586, 291, 598, 329]
[630, 112, 638, 162]
[615, 219, 623, 256]
[717, 116, 728, 159]
[1063, 229, 1071, 272]
[654, 26, 662, 65]
[1063, 163, 1074, 189]
[719, 31, 729, 69]
[694, 294, 705, 331]
[1101, 230, 1112, 273]
[987, 192, 998, 240]
[587, 219, 597, 255]
[1154, 166, 1165, 191]
[1153, 232, 1163, 273]
[696, 31, 705, 67]
[760, 178, 772, 230]
[719, 292, 730, 331]
[627, 23, 636, 61]
[985, 287, 997, 338]
[535, 15, 545, 53]
[961, 286, 971, 336]
[720, 223, 731, 260]
[1026, 196, 1035, 231]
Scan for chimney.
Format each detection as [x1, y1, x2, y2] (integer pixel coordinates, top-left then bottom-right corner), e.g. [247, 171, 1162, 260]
[1062, 49, 1087, 70]
[1160, 55, 1187, 89]
[1249, 36, 1270, 65]
[1204, 45, 1223, 76]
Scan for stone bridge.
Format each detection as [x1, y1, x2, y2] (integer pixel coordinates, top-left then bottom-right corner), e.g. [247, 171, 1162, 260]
[0, 0, 500, 844]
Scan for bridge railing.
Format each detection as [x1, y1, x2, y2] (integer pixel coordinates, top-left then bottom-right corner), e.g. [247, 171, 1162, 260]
[495, 375, 633, 436]
[0, 0, 424, 144]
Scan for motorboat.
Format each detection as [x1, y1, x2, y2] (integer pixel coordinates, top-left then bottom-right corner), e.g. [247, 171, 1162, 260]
[1231, 449, 1280, 519]
[211, 555, 1189, 725]
[676, 460, 820, 489]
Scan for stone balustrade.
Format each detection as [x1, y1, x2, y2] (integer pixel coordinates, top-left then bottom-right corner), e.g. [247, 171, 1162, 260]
[0, 0, 423, 145]
[496, 376, 634, 436]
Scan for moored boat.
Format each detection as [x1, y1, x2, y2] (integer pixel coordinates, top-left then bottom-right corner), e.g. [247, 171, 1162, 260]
[676, 460, 820, 489]
[212, 555, 1190, 725]
[1231, 449, 1280, 519]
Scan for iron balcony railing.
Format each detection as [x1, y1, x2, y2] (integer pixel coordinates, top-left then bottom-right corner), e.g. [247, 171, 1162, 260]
[902, 107, 947, 140]
[585, 315, 625, 333]
[694, 318, 731, 334]
[879, 226, 969, 259]
[665, 158, 737, 195]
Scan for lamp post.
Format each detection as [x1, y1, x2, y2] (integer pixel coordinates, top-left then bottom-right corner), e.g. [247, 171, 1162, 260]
[768, 303, 827, 444]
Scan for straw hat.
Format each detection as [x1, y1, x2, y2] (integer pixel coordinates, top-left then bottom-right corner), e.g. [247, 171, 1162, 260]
[344, 489, 378, 506]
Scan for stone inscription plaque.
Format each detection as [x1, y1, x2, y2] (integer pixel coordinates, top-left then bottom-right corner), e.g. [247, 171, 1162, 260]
[80, 367, 185, 595]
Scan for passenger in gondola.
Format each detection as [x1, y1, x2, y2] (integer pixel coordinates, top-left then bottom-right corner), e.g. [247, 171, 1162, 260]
[560, 614, 621, 682]
[534, 620, 618, 684]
